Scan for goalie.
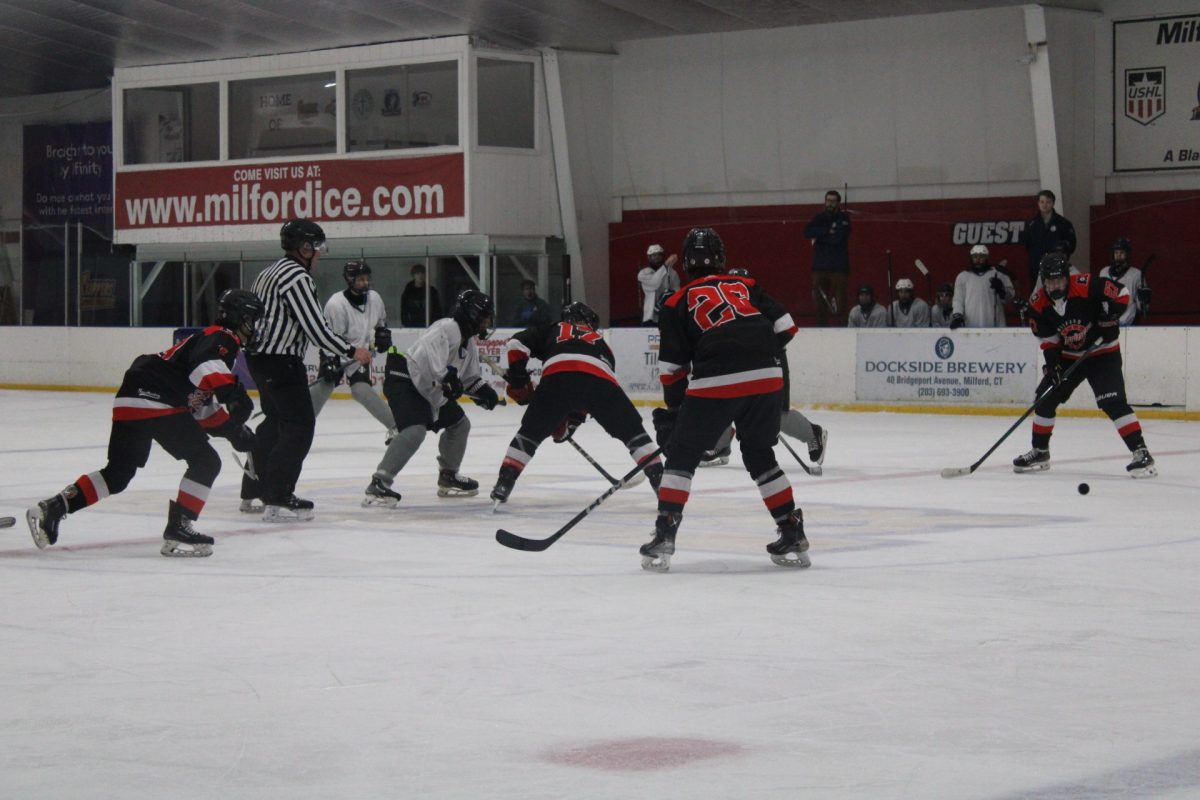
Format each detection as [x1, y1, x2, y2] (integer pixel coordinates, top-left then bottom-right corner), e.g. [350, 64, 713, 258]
[25, 289, 264, 557]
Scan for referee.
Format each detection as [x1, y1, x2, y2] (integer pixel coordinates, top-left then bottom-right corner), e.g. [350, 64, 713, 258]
[241, 218, 371, 521]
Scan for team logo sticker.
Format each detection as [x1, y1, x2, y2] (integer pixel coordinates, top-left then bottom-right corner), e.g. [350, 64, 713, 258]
[1125, 68, 1165, 125]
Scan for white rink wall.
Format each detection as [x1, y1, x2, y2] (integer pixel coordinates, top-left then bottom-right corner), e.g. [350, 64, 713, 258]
[1, 326, 1196, 413]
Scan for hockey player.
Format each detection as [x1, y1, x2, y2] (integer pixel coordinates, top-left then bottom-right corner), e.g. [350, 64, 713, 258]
[699, 267, 828, 472]
[1097, 238, 1144, 327]
[637, 244, 681, 325]
[25, 289, 264, 557]
[489, 301, 663, 506]
[950, 245, 1013, 329]
[641, 228, 808, 572]
[930, 283, 955, 327]
[361, 289, 501, 506]
[890, 278, 930, 327]
[1012, 253, 1156, 477]
[846, 285, 887, 328]
[309, 260, 397, 441]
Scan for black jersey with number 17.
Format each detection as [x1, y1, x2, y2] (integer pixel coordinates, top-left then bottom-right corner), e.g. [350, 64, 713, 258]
[505, 321, 619, 386]
[658, 274, 797, 404]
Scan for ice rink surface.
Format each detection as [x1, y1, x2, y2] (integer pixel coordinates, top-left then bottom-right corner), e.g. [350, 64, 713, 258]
[2, 389, 1198, 799]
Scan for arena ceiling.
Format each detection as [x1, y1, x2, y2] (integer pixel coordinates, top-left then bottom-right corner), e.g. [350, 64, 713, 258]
[0, 0, 1100, 98]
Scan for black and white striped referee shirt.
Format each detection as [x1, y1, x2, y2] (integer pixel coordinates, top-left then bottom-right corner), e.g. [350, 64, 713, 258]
[251, 257, 353, 358]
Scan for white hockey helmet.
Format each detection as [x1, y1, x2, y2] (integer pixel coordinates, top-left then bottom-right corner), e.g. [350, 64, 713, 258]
[895, 278, 914, 291]
[646, 244, 665, 257]
[970, 244, 989, 257]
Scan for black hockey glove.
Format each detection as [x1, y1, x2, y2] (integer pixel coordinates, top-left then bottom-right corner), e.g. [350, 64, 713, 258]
[989, 276, 1006, 298]
[652, 406, 678, 449]
[1042, 350, 1065, 387]
[949, 313, 965, 330]
[374, 326, 392, 351]
[470, 382, 500, 410]
[552, 411, 588, 443]
[440, 367, 464, 401]
[216, 381, 254, 427]
[1136, 285, 1152, 310]
[226, 424, 256, 453]
[318, 352, 343, 385]
[504, 363, 534, 405]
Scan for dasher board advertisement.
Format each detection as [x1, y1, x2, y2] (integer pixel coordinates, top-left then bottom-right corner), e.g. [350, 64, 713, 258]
[1113, 14, 1200, 172]
[855, 330, 1038, 404]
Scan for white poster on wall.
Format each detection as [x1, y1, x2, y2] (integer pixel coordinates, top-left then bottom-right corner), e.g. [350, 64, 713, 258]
[1113, 14, 1200, 172]
[855, 330, 1038, 404]
[608, 328, 662, 399]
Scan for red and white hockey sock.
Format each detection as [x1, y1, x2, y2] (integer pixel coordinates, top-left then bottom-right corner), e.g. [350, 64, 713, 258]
[66, 472, 110, 513]
[1110, 412, 1144, 450]
[754, 467, 795, 523]
[1031, 414, 1056, 450]
[657, 469, 693, 514]
[175, 477, 211, 519]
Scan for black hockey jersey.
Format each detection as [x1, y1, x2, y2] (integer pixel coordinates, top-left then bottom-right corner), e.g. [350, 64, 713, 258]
[1027, 273, 1129, 361]
[113, 325, 244, 429]
[658, 274, 797, 404]
[505, 321, 618, 385]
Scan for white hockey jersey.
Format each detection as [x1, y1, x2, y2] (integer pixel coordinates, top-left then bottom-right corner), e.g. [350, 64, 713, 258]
[322, 289, 387, 376]
[1098, 265, 1143, 326]
[404, 317, 484, 412]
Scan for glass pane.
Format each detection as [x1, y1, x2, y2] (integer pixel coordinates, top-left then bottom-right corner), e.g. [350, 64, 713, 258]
[397, 258, 442, 327]
[79, 226, 130, 326]
[347, 61, 459, 151]
[478, 58, 534, 149]
[187, 262, 241, 327]
[123, 84, 218, 164]
[229, 73, 336, 159]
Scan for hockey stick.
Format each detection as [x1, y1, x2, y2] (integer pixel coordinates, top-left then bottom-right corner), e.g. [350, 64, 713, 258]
[230, 450, 257, 481]
[0, 516, 15, 529]
[914, 258, 932, 303]
[885, 250, 895, 326]
[940, 341, 1105, 478]
[566, 436, 647, 488]
[778, 436, 818, 476]
[495, 448, 663, 552]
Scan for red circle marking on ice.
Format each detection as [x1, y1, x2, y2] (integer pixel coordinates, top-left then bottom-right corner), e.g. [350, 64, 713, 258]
[542, 737, 744, 771]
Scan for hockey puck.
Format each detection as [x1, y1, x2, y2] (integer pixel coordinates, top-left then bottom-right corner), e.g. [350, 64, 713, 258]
[1077, 482, 1090, 495]
[0, 515, 15, 529]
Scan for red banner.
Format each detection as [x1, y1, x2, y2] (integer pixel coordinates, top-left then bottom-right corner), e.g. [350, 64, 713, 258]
[115, 153, 464, 230]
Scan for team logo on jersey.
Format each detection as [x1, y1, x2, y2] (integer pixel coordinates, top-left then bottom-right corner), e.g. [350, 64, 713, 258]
[934, 337, 955, 360]
[1059, 321, 1090, 350]
[1125, 68, 1165, 125]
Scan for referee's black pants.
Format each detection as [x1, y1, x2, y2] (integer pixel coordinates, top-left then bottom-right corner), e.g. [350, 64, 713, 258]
[242, 353, 316, 503]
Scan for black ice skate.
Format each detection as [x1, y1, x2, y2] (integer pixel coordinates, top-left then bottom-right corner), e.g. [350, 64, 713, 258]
[262, 494, 315, 522]
[489, 465, 520, 509]
[808, 424, 828, 466]
[1012, 447, 1050, 473]
[161, 501, 214, 558]
[639, 513, 679, 572]
[362, 476, 402, 508]
[1126, 447, 1157, 478]
[437, 469, 479, 497]
[698, 445, 730, 468]
[767, 510, 810, 568]
[26, 493, 67, 549]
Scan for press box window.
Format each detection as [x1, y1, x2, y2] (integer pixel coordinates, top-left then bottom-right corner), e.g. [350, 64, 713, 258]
[346, 61, 459, 152]
[477, 58, 534, 149]
[123, 83, 218, 165]
[228, 73, 336, 159]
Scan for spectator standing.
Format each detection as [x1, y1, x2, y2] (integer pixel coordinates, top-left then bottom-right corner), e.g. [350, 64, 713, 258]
[847, 285, 887, 328]
[1098, 238, 1145, 326]
[637, 244, 681, 325]
[400, 264, 443, 327]
[510, 279, 553, 327]
[803, 190, 851, 326]
[889, 278, 930, 327]
[1020, 189, 1076, 294]
[930, 283, 955, 327]
[950, 245, 1014, 329]
[241, 219, 371, 522]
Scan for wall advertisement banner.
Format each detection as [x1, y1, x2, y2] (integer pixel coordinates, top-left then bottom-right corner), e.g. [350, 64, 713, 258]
[855, 330, 1038, 404]
[115, 152, 465, 231]
[608, 328, 661, 397]
[1113, 14, 1200, 172]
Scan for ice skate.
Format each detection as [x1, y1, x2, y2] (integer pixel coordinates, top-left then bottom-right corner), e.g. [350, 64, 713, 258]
[26, 494, 67, 549]
[161, 502, 213, 558]
[1012, 447, 1050, 473]
[437, 469, 479, 497]
[362, 476, 402, 508]
[489, 466, 519, 508]
[639, 513, 679, 572]
[238, 498, 264, 514]
[698, 445, 730, 468]
[262, 494, 315, 522]
[808, 424, 828, 466]
[767, 510, 810, 568]
[1126, 447, 1157, 478]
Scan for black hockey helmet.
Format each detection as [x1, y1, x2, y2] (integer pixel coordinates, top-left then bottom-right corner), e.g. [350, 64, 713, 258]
[726, 267, 752, 278]
[280, 218, 327, 253]
[681, 227, 726, 278]
[936, 282, 954, 296]
[1039, 252, 1070, 282]
[343, 260, 372, 293]
[453, 289, 495, 337]
[217, 289, 265, 344]
[1111, 237, 1132, 256]
[561, 301, 600, 329]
